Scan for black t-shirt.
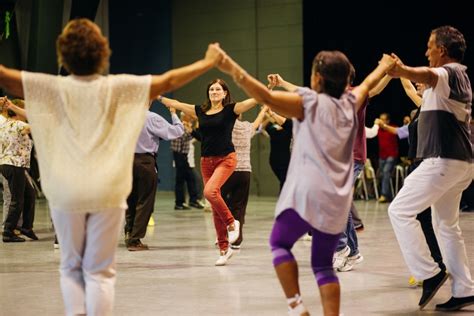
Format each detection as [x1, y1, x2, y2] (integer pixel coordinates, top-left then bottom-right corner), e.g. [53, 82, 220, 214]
[265, 119, 293, 167]
[195, 103, 238, 157]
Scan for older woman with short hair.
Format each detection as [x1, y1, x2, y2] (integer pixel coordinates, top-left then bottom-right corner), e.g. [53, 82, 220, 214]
[0, 18, 223, 316]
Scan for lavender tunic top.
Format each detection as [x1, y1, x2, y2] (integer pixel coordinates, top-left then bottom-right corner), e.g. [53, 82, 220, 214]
[275, 87, 357, 234]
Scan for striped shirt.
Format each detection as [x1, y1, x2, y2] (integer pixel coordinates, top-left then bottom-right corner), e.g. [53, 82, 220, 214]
[418, 63, 472, 161]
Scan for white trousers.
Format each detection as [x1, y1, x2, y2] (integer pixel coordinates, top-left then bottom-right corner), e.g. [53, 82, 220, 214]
[388, 158, 474, 297]
[51, 207, 125, 316]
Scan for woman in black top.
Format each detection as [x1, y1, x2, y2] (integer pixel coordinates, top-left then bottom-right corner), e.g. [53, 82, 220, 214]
[262, 109, 293, 192]
[158, 79, 258, 265]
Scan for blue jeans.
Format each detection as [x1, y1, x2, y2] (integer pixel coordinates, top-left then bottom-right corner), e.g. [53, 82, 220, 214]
[379, 156, 396, 199]
[336, 162, 364, 256]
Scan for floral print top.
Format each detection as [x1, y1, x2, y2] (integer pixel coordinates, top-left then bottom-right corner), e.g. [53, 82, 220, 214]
[0, 116, 32, 168]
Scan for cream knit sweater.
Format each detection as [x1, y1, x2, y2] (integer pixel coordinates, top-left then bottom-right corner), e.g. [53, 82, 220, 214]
[22, 72, 151, 212]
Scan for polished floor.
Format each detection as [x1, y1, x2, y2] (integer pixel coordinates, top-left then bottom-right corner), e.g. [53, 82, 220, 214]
[0, 192, 473, 316]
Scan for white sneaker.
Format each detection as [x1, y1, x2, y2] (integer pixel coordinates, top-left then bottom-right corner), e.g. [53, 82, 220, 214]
[302, 233, 312, 241]
[215, 248, 234, 266]
[337, 258, 354, 272]
[337, 252, 363, 272]
[227, 220, 240, 244]
[347, 253, 364, 265]
[333, 245, 350, 270]
[288, 300, 309, 316]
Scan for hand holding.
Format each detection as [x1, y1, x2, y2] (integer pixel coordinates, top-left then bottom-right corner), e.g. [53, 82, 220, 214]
[267, 74, 283, 89]
[205, 43, 225, 66]
[386, 53, 404, 78]
[379, 54, 396, 70]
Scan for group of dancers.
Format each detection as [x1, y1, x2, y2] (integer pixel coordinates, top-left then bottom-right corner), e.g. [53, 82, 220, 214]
[0, 18, 473, 316]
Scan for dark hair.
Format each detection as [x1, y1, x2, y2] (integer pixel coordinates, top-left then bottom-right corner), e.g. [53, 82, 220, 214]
[431, 25, 466, 62]
[348, 63, 356, 86]
[56, 18, 111, 75]
[312, 51, 351, 98]
[201, 79, 233, 112]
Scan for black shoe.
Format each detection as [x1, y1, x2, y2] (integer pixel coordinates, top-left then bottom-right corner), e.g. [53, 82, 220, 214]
[189, 201, 204, 209]
[127, 239, 149, 251]
[20, 228, 39, 240]
[435, 296, 474, 311]
[2, 231, 26, 243]
[419, 270, 449, 309]
[174, 205, 191, 210]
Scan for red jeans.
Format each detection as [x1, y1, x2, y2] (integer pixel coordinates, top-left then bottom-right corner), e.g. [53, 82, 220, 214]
[201, 152, 237, 251]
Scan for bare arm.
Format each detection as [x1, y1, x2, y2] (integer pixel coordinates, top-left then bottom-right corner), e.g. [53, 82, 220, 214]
[267, 109, 287, 126]
[351, 54, 396, 111]
[400, 78, 422, 107]
[148, 43, 223, 99]
[387, 53, 438, 88]
[218, 55, 304, 119]
[234, 98, 259, 115]
[368, 74, 392, 98]
[0, 65, 24, 98]
[251, 105, 268, 130]
[3, 98, 27, 118]
[157, 96, 197, 119]
[375, 120, 398, 135]
[267, 74, 299, 92]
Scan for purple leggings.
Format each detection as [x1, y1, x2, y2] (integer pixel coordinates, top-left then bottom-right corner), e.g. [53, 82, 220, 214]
[269, 209, 340, 286]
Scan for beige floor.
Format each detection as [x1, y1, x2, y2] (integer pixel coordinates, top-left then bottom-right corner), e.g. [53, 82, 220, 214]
[0, 192, 473, 316]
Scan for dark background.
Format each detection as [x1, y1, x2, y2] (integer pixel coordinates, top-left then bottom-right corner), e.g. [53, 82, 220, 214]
[303, 0, 473, 165]
[1, 0, 472, 191]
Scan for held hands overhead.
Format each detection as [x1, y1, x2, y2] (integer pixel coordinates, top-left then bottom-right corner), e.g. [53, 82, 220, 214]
[385, 53, 404, 78]
[267, 74, 284, 89]
[0, 96, 13, 112]
[204, 43, 226, 67]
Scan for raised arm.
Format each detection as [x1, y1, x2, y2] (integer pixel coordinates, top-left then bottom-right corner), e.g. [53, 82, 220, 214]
[0, 66, 24, 98]
[400, 78, 422, 107]
[149, 112, 184, 141]
[351, 54, 396, 111]
[375, 118, 398, 135]
[368, 74, 392, 98]
[252, 105, 269, 130]
[365, 123, 379, 139]
[149, 43, 223, 99]
[217, 54, 304, 119]
[267, 109, 287, 126]
[157, 95, 197, 119]
[267, 74, 299, 92]
[2, 98, 27, 118]
[234, 98, 259, 114]
[387, 53, 438, 88]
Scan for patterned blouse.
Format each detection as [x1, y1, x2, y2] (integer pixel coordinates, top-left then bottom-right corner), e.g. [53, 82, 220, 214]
[0, 117, 32, 168]
[232, 120, 255, 172]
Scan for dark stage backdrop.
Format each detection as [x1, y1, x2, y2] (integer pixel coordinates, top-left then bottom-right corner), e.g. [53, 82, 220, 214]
[302, 0, 473, 168]
[109, 1, 174, 190]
